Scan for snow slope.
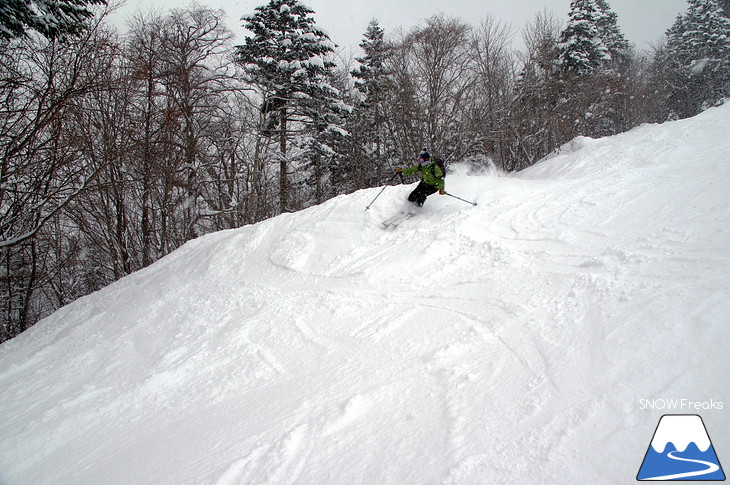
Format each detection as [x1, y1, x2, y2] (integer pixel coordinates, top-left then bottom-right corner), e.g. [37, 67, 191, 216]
[1, 104, 730, 485]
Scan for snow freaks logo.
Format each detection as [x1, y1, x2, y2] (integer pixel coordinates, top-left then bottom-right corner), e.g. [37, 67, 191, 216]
[640, 398, 724, 411]
[637, 414, 726, 481]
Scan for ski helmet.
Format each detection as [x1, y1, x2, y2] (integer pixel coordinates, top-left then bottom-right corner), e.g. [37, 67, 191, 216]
[418, 148, 430, 164]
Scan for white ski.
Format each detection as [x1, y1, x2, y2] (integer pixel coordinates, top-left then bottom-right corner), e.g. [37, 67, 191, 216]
[381, 212, 415, 228]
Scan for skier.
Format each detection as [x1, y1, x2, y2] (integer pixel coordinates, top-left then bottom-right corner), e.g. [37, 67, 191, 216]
[395, 148, 445, 207]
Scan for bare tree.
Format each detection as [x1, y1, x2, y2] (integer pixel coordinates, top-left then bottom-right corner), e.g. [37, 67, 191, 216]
[407, 15, 475, 155]
[469, 16, 516, 164]
[382, 27, 421, 161]
[148, 7, 232, 250]
[0, 14, 117, 340]
[125, 10, 168, 268]
[509, 10, 566, 170]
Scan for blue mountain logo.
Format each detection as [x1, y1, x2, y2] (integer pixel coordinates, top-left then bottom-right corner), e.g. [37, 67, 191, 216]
[637, 414, 726, 481]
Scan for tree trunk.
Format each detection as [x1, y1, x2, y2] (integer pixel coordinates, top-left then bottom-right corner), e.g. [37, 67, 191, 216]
[279, 108, 288, 213]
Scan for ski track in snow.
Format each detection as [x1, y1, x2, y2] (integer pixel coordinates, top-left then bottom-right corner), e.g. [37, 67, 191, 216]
[1, 105, 730, 484]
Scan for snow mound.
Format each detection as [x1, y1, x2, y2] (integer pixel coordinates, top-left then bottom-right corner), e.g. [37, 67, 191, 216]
[1, 104, 730, 484]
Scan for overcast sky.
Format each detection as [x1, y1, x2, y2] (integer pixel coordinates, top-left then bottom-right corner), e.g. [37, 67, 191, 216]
[110, 0, 689, 53]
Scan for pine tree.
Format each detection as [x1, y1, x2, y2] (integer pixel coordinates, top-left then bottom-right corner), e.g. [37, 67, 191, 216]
[349, 20, 393, 186]
[352, 20, 390, 105]
[235, 0, 347, 212]
[553, 0, 635, 138]
[661, 0, 730, 118]
[594, 0, 630, 68]
[556, 0, 610, 75]
[0, 0, 106, 40]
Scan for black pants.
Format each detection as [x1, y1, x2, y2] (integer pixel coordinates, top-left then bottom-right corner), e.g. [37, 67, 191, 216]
[408, 182, 438, 207]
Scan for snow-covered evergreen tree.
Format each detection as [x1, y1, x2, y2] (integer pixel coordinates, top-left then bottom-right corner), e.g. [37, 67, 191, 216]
[594, 0, 630, 68]
[0, 0, 106, 40]
[352, 20, 391, 107]
[556, 0, 610, 75]
[552, 0, 635, 138]
[235, 0, 348, 212]
[719, 0, 730, 17]
[349, 20, 394, 186]
[660, 0, 730, 118]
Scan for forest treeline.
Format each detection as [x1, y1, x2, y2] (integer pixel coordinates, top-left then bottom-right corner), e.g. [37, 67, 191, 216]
[1, 0, 729, 341]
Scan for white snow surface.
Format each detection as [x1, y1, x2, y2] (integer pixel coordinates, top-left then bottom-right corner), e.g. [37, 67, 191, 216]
[2, 105, 730, 484]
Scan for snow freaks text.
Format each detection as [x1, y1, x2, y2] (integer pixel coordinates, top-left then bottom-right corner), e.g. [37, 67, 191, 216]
[639, 399, 724, 411]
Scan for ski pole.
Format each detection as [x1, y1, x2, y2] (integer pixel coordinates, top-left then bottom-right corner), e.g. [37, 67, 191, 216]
[445, 192, 478, 206]
[365, 173, 399, 211]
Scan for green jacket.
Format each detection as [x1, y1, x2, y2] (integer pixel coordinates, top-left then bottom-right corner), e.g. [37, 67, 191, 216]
[402, 161, 445, 190]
